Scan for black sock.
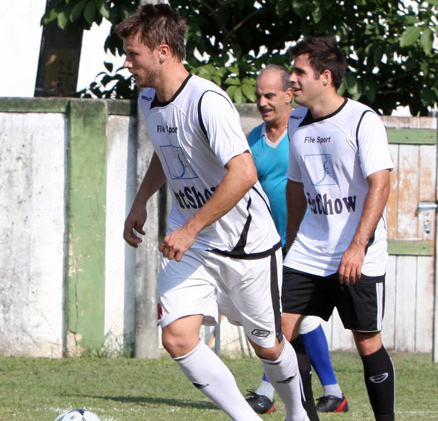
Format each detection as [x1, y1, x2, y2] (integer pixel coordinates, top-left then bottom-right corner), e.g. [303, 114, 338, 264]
[361, 346, 395, 418]
[302, 398, 320, 421]
[291, 337, 319, 420]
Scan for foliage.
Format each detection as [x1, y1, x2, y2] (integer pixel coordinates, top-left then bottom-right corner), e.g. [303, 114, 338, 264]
[41, 0, 438, 115]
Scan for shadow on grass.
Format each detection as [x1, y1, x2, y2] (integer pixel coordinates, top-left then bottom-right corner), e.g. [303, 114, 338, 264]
[65, 393, 219, 411]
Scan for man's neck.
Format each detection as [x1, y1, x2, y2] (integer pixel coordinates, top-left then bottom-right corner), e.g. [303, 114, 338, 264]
[155, 64, 190, 102]
[308, 93, 345, 120]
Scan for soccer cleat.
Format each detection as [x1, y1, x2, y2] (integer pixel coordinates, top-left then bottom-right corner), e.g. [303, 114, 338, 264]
[316, 395, 349, 413]
[245, 390, 276, 414]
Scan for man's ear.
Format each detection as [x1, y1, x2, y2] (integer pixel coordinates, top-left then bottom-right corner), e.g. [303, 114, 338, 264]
[285, 87, 294, 103]
[321, 69, 332, 87]
[158, 44, 171, 63]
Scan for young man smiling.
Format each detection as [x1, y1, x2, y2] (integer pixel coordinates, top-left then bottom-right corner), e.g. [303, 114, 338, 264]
[282, 37, 395, 421]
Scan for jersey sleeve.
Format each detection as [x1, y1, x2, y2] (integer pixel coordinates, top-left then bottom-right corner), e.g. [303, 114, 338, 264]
[357, 111, 394, 178]
[199, 90, 249, 167]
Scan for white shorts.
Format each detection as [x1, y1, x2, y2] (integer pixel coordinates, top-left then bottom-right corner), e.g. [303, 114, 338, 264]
[157, 247, 283, 348]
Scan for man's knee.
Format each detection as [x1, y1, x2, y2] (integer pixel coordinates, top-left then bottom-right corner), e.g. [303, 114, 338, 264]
[282, 313, 303, 341]
[250, 337, 283, 361]
[353, 331, 383, 356]
[162, 315, 203, 358]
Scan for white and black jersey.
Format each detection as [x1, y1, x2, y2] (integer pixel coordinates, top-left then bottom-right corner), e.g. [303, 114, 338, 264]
[138, 74, 280, 257]
[284, 98, 394, 276]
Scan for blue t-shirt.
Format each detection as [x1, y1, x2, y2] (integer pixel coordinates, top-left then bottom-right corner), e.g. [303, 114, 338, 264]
[248, 123, 289, 248]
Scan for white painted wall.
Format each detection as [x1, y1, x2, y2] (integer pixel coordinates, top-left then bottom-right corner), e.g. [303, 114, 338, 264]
[0, 112, 67, 357]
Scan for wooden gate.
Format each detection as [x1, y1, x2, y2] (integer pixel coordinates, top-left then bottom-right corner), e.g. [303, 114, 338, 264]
[322, 116, 438, 357]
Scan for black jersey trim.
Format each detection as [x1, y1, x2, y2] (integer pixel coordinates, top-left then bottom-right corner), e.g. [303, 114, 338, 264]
[252, 184, 272, 214]
[355, 109, 374, 149]
[198, 90, 235, 144]
[150, 73, 193, 109]
[299, 97, 348, 127]
[210, 240, 282, 260]
[233, 195, 253, 252]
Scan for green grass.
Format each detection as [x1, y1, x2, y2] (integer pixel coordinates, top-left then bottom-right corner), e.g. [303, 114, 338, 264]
[0, 352, 437, 420]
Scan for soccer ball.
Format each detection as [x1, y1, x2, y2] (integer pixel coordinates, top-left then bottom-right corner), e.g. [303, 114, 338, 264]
[54, 409, 101, 421]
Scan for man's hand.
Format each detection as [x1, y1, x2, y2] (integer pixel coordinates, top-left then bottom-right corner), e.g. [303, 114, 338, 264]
[123, 206, 147, 248]
[159, 225, 197, 262]
[338, 243, 365, 285]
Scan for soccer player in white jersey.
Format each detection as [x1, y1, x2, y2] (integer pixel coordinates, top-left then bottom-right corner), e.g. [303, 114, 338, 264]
[283, 36, 395, 421]
[116, 5, 307, 421]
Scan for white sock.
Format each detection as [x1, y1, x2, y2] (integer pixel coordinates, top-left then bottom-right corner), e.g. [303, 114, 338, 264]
[323, 383, 343, 398]
[255, 377, 275, 401]
[175, 341, 262, 421]
[261, 340, 307, 421]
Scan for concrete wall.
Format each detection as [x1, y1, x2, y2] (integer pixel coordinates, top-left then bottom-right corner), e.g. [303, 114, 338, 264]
[0, 97, 436, 358]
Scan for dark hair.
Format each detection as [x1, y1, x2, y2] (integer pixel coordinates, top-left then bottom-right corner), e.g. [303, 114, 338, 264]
[115, 4, 187, 61]
[258, 65, 292, 91]
[289, 37, 346, 89]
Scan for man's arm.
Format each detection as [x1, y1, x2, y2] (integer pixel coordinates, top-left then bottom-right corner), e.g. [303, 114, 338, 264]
[338, 169, 391, 285]
[123, 152, 167, 248]
[159, 151, 257, 262]
[285, 180, 307, 251]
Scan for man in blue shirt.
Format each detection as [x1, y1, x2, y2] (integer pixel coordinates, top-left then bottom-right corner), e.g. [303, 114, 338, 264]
[246, 65, 348, 418]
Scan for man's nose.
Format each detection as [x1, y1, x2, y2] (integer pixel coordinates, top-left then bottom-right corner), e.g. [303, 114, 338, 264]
[123, 58, 132, 69]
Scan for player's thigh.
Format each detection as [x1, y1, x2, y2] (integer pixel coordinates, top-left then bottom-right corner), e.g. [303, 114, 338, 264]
[282, 267, 333, 320]
[158, 250, 219, 329]
[218, 249, 282, 348]
[299, 315, 322, 335]
[330, 274, 386, 332]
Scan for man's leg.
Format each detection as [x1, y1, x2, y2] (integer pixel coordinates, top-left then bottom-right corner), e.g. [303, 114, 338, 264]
[251, 338, 308, 421]
[353, 331, 395, 421]
[283, 313, 320, 421]
[163, 315, 262, 421]
[300, 319, 348, 413]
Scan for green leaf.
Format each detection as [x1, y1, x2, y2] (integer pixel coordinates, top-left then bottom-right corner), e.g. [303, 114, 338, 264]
[225, 85, 238, 99]
[226, 66, 240, 75]
[84, 1, 96, 25]
[344, 72, 357, 93]
[421, 27, 433, 55]
[364, 83, 376, 103]
[372, 47, 384, 66]
[42, 8, 58, 25]
[405, 16, 420, 24]
[57, 11, 69, 30]
[242, 77, 255, 86]
[71, 0, 86, 22]
[234, 86, 243, 103]
[400, 26, 422, 47]
[98, 1, 111, 19]
[311, 6, 323, 24]
[344, 72, 361, 99]
[242, 83, 256, 102]
[224, 77, 241, 86]
[232, 44, 242, 60]
[212, 76, 222, 86]
[337, 81, 346, 97]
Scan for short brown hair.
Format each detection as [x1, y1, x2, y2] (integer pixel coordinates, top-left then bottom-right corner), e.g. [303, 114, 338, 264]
[115, 4, 187, 61]
[289, 37, 346, 89]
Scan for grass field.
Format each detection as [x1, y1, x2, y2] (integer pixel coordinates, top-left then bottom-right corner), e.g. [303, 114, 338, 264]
[1, 351, 437, 420]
